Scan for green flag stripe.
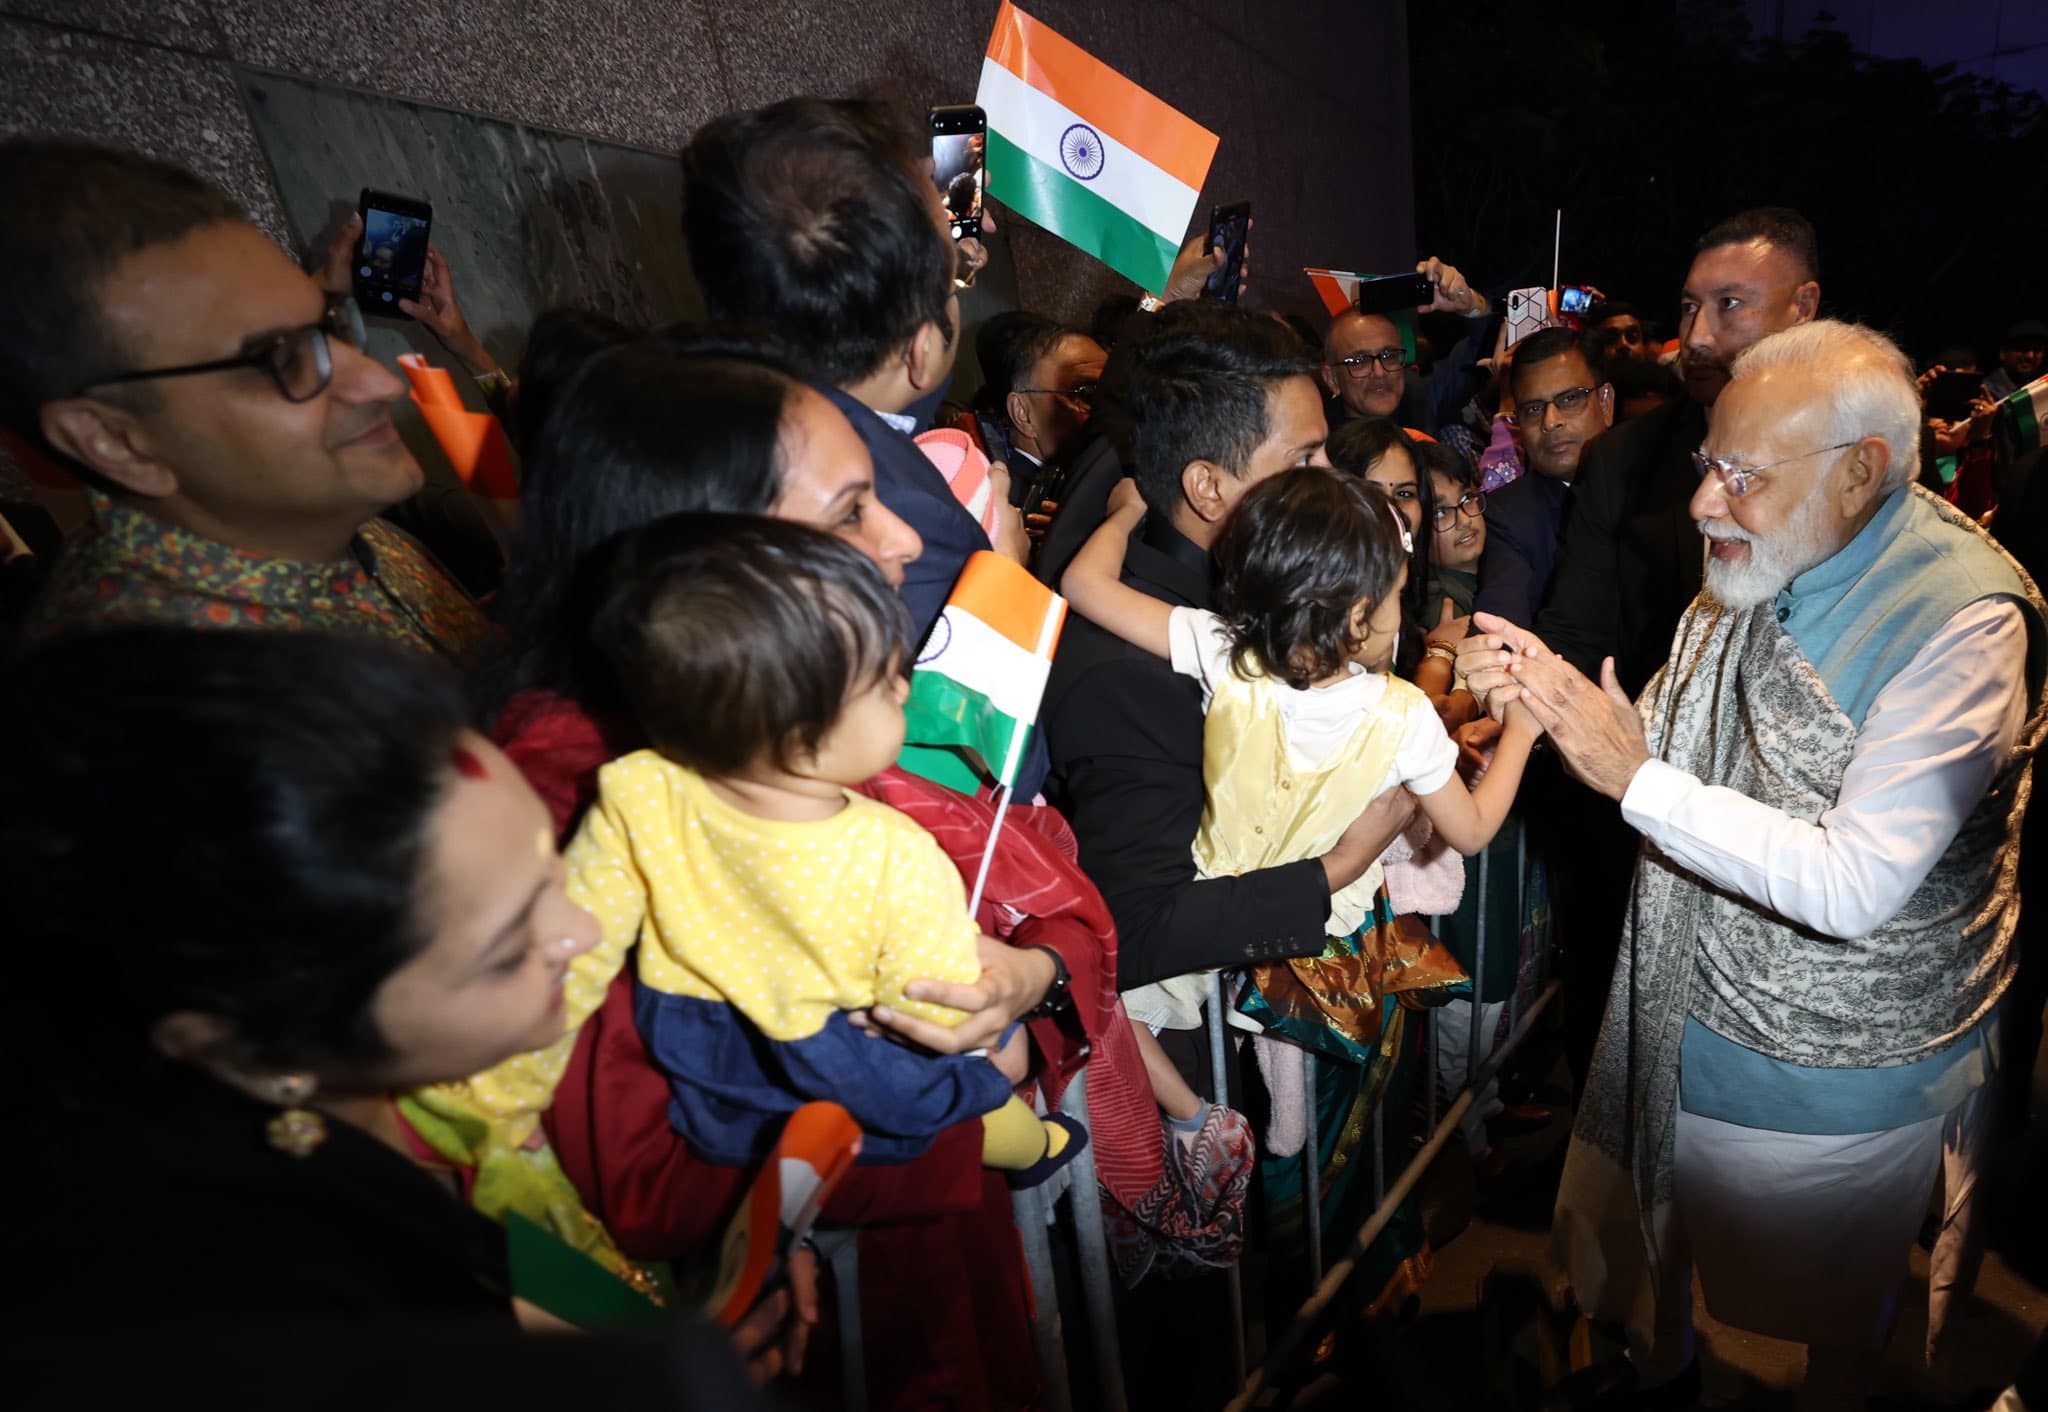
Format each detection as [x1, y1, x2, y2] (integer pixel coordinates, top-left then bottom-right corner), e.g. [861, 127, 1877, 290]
[2010, 396, 2041, 457]
[986, 130, 1179, 293]
[903, 671, 1031, 789]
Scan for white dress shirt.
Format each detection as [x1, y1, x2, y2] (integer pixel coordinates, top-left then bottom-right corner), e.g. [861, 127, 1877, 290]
[1620, 596, 2029, 941]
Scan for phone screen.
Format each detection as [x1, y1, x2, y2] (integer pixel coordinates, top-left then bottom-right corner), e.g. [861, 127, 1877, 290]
[1202, 202, 1250, 302]
[1924, 369, 1985, 422]
[357, 199, 431, 309]
[1558, 285, 1594, 315]
[931, 130, 986, 238]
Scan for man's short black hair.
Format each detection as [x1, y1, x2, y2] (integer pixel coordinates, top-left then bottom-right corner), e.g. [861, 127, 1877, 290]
[0, 140, 242, 452]
[681, 96, 956, 387]
[976, 310, 1068, 415]
[595, 512, 910, 777]
[1605, 354, 1684, 407]
[1696, 206, 1820, 284]
[1122, 303, 1318, 518]
[1509, 326, 1605, 399]
[1591, 300, 1638, 324]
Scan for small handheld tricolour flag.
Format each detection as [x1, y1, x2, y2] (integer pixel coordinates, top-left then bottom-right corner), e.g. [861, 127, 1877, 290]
[1304, 267, 1417, 362]
[1998, 373, 2048, 461]
[397, 353, 520, 547]
[900, 551, 1068, 914]
[1304, 268, 1366, 319]
[977, 2, 1218, 295]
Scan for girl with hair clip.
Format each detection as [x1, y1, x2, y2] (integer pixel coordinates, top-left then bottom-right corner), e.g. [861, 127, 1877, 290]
[1061, 470, 1538, 1170]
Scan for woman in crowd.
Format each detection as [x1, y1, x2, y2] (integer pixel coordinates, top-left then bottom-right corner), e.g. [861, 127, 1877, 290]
[478, 324, 1162, 1407]
[2, 627, 782, 1399]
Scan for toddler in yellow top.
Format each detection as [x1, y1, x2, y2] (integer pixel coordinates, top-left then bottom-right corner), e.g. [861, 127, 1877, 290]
[1062, 467, 1540, 1131]
[452, 514, 1083, 1183]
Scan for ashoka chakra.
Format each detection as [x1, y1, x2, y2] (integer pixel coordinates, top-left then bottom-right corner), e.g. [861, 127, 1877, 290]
[1059, 123, 1105, 180]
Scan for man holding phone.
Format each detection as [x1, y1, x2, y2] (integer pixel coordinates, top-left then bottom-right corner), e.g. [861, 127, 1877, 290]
[1320, 256, 1494, 435]
[1, 140, 485, 660]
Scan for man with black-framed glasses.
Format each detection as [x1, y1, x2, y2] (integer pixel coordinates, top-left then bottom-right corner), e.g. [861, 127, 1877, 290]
[1317, 255, 1493, 435]
[1474, 326, 1614, 627]
[1461, 319, 2043, 1412]
[1, 141, 483, 659]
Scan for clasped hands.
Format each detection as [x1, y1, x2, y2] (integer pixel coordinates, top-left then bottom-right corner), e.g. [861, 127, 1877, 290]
[1454, 613, 1652, 802]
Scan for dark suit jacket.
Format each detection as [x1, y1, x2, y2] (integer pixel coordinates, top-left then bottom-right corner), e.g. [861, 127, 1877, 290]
[819, 385, 990, 646]
[1473, 471, 1573, 627]
[1041, 515, 1333, 991]
[1535, 397, 1709, 696]
[1031, 433, 1124, 591]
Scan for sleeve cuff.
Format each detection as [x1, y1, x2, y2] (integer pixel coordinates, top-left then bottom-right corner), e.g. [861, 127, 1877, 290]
[1618, 757, 1698, 836]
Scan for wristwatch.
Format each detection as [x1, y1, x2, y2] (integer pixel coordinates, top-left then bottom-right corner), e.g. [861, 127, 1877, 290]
[473, 367, 513, 402]
[1021, 945, 1073, 1019]
[1138, 293, 1166, 313]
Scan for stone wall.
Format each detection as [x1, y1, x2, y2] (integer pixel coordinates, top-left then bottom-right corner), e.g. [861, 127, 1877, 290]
[5, 0, 1413, 331]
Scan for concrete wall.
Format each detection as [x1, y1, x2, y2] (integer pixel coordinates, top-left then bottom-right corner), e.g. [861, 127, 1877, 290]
[5, 0, 1413, 331]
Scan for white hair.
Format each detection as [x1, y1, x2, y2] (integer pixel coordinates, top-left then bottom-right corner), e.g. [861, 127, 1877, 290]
[1727, 319, 1921, 492]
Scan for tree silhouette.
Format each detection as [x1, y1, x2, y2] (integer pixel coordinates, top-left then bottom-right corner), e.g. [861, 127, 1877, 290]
[1410, 0, 2048, 364]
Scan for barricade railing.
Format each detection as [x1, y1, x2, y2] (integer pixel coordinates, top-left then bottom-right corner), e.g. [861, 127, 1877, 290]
[828, 832, 1546, 1411]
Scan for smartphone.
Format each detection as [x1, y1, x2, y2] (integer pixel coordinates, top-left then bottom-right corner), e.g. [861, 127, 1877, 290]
[1557, 285, 1595, 316]
[1924, 368, 1985, 422]
[354, 188, 432, 316]
[929, 105, 987, 242]
[1353, 271, 1436, 316]
[1202, 200, 1251, 302]
[1504, 285, 1553, 348]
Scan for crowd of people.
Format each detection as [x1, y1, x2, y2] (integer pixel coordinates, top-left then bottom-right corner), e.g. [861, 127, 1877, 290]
[3, 85, 2045, 1412]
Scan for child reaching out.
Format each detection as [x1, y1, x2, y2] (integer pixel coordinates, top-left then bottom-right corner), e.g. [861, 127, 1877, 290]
[446, 514, 1085, 1188]
[1060, 466, 1540, 1124]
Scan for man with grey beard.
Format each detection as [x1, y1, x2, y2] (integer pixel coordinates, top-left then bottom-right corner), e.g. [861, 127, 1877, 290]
[1461, 321, 2046, 1409]
[1528, 208, 1823, 1098]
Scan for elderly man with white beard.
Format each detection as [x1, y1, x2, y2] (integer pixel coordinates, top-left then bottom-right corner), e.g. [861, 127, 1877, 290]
[1458, 320, 2047, 1410]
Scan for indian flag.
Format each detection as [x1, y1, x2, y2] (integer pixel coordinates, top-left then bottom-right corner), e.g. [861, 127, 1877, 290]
[977, 1, 1218, 295]
[1999, 373, 2048, 460]
[900, 550, 1067, 796]
[1305, 267, 1366, 319]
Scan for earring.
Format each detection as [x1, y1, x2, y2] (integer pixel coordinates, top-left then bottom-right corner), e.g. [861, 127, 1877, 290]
[264, 1073, 327, 1158]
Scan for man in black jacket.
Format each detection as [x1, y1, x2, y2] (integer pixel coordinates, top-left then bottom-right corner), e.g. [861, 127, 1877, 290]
[1041, 304, 1416, 999]
[1474, 326, 1614, 627]
[1535, 208, 1822, 693]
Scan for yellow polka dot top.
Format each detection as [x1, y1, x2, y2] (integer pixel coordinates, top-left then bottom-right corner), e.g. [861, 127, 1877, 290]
[437, 750, 986, 1128]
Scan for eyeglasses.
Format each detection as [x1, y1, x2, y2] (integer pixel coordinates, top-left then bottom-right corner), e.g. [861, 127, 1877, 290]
[1332, 347, 1407, 377]
[1430, 491, 1486, 530]
[1513, 386, 1597, 425]
[1014, 381, 1098, 405]
[1691, 439, 1859, 498]
[77, 294, 364, 402]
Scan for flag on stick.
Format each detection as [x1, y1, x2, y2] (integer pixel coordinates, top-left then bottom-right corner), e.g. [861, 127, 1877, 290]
[1998, 373, 2048, 460]
[398, 353, 520, 544]
[977, 1, 1218, 294]
[901, 550, 1067, 797]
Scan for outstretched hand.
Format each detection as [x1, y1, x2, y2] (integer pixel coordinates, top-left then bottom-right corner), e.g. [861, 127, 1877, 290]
[1508, 653, 1650, 801]
[1454, 611, 1549, 718]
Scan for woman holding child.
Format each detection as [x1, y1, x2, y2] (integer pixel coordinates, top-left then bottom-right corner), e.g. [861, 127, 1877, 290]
[469, 325, 1151, 1409]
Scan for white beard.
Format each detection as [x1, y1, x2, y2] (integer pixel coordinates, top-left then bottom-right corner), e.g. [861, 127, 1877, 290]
[1700, 481, 1835, 611]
